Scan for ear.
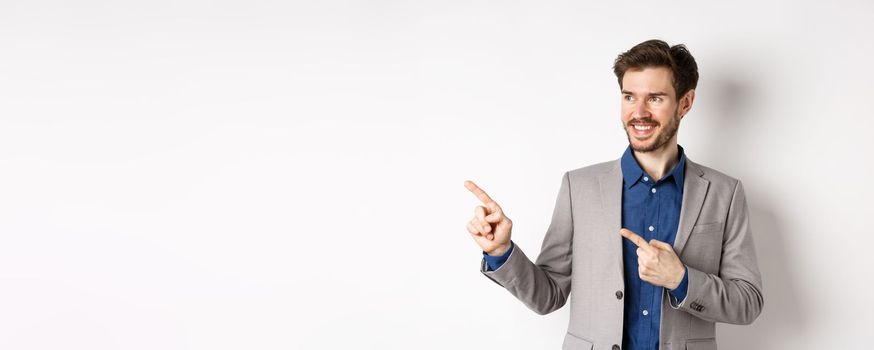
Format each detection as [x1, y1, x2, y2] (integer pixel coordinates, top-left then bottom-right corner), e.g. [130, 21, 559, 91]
[679, 89, 696, 118]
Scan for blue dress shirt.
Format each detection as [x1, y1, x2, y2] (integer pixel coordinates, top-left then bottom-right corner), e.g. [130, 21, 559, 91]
[483, 145, 690, 350]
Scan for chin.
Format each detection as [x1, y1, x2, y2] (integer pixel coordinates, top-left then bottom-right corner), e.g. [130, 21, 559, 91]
[626, 134, 654, 151]
[629, 137, 664, 153]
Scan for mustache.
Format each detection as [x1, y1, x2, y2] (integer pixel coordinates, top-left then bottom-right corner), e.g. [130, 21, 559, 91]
[628, 118, 660, 126]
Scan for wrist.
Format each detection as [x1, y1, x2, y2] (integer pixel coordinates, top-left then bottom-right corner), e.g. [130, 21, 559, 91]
[487, 242, 512, 257]
[669, 265, 686, 290]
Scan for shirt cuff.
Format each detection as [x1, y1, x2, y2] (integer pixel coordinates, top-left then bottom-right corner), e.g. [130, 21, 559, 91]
[668, 265, 689, 302]
[482, 241, 514, 271]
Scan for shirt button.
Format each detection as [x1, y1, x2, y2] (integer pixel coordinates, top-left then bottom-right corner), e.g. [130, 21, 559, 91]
[615, 290, 623, 299]
[651, 188, 657, 193]
[612, 345, 620, 350]
[648, 225, 654, 232]
[643, 176, 649, 181]
[642, 309, 649, 316]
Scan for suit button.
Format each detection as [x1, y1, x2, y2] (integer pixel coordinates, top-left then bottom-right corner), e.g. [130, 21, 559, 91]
[612, 345, 620, 350]
[615, 291, 623, 299]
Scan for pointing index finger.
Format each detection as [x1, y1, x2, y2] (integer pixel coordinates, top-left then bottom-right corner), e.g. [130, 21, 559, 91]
[620, 228, 656, 253]
[464, 180, 496, 205]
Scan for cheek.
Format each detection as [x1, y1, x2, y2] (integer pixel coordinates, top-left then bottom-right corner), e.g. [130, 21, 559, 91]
[655, 103, 678, 114]
[620, 106, 634, 119]
[651, 106, 676, 121]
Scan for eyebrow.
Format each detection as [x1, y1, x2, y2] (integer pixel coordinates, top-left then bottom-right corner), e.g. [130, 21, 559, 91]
[621, 90, 669, 97]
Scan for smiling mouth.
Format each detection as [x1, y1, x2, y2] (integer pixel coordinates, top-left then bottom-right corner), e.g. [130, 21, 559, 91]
[629, 123, 657, 137]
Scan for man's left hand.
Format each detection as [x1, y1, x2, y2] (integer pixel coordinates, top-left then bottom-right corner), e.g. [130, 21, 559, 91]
[620, 228, 686, 290]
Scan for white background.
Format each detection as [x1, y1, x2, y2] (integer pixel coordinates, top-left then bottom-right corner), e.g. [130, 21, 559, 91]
[1, 1, 872, 349]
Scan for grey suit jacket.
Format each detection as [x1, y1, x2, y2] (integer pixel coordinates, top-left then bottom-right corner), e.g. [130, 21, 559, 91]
[480, 157, 764, 350]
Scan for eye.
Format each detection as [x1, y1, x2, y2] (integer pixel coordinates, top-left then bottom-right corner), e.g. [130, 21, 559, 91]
[649, 96, 663, 103]
[623, 95, 633, 101]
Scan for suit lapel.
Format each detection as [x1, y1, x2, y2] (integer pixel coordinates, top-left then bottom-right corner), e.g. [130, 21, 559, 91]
[673, 158, 710, 256]
[598, 160, 624, 276]
[598, 159, 623, 225]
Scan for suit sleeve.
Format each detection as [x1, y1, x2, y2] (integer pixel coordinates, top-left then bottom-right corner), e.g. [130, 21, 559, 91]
[479, 171, 574, 315]
[482, 241, 514, 271]
[667, 180, 764, 324]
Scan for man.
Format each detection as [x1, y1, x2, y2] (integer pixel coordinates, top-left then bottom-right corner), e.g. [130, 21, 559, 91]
[464, 40, 763, 350]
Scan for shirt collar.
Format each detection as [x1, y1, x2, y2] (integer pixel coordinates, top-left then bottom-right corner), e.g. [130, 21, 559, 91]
[620, 144, 687, 190]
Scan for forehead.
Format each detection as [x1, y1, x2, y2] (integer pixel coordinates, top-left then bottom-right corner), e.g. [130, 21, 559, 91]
[621, 66, 675, 96]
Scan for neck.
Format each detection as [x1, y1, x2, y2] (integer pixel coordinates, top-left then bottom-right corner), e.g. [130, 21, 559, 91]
[632, 138, 679, 181]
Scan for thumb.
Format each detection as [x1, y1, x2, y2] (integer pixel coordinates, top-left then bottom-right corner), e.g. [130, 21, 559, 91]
[649, 239, 674, 252]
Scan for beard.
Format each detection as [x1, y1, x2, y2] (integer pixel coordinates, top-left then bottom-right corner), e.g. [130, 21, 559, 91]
[624, 108, 681, 153]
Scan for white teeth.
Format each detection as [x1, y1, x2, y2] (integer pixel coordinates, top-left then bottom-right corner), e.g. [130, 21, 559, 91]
[633, 125, 654, 131]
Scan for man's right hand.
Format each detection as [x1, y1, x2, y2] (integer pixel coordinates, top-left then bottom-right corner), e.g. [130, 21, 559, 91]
[464, 180, 513, 256]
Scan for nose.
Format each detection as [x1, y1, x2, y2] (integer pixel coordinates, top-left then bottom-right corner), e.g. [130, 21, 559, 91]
[634, 100, 651, 119]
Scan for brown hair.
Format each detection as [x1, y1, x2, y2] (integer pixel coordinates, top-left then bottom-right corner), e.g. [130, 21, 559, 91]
[613, 39, 699, 99]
